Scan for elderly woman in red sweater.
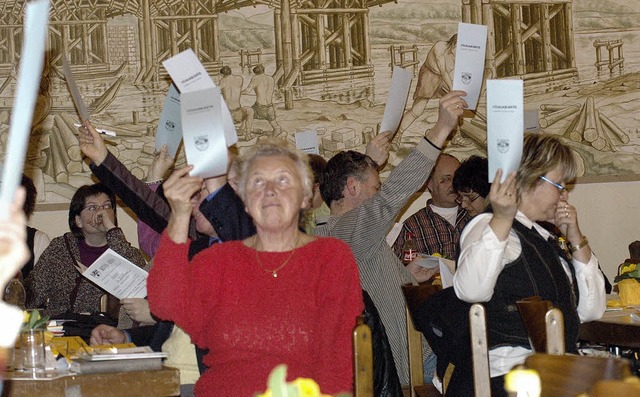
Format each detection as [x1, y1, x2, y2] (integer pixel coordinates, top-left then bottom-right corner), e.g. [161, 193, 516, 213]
[148, 140, 363, 396]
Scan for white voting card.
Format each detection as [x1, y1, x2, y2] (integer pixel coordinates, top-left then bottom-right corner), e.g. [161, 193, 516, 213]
[155, 83, 183, 157]
[452, 22, 488, 110]
[295, 130, 320, 154]
[486, 79, 524, 183]
[380, 66, 412, 133]
[181, 87, 228, 178]
[0, 0, 50, 220]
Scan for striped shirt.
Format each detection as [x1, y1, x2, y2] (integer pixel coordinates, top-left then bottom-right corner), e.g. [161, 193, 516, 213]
[315, 138, 440, 386]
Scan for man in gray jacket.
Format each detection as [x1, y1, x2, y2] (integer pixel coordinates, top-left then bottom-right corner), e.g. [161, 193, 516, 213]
[316, 90, 467, 385]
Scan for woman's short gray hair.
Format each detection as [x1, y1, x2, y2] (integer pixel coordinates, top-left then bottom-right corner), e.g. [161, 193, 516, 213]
[237, 139, 314, 203]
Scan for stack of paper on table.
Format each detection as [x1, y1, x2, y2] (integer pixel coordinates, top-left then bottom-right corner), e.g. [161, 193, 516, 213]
[71, 346, 167, 374]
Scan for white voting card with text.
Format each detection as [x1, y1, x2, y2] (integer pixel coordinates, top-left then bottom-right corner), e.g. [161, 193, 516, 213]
[486, 79, 524, 183]
[452, 22, 488, 110]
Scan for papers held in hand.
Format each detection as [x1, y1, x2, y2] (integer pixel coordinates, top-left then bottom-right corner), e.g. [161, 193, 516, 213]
[81, 248, 148, 299]
[414, 254, 456, 288]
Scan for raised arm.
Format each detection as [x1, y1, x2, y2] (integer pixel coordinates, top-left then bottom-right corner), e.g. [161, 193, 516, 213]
[79, 122, 171, 234]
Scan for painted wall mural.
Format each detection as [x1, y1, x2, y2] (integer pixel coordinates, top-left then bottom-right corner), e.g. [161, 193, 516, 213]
[1, 0, 640, 205]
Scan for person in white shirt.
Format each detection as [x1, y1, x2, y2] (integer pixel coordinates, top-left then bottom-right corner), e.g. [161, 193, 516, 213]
[454, 133, 606, 396]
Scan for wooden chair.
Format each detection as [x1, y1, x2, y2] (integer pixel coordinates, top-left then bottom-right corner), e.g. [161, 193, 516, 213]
[523, 353, 633, 397]
[402, 284, 441, 397]
[516, 297, 565, 354]
[469, 303, 491, 397]
[353, 317, 374, 397]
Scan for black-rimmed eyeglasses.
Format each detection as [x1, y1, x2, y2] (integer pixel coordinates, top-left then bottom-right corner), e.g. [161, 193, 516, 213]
[456, 193, 480, 205]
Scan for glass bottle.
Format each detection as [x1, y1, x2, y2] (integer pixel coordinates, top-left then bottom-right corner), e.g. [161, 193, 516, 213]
[402, 231, 418, 265]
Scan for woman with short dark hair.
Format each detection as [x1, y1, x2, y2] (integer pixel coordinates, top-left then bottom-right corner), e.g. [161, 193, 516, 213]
[25, 183, 146, 328]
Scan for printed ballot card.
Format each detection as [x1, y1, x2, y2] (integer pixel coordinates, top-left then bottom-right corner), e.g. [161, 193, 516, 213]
[83, 249, 148, 299]
[295, 130, 320, 154]
[181, 87, 228, 178]
[452, 22, 488, 110]
[162, 49, 213, 93]
[379, 66, 412, 133]
[162, 49, 237, 175]
[0, 0, 50, 219]
[486, 79, 524, 183]
[156, 83, 183, 157]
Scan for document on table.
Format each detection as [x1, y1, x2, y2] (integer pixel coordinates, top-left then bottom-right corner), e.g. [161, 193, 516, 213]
[486, 79, 524, 182]
[181, 87, 228, 178]
[155, 83, 183, 157]
[452, 22, 488, 110]
[295, 129, 320, 154]
[379, 66, 412, 133]
[82, 249, 148, 299]
[0, 0, 50, 220]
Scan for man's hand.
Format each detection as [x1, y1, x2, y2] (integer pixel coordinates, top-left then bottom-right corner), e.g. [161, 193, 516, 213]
[90, 324, 126, 346]
[365, 131, 392, 168]
[121, 298, 156, 325]
[146, 144, 174, 182]
[426, 90, 468, 148]
[406, 260, 440, 283]
[77, 121, 109, 165]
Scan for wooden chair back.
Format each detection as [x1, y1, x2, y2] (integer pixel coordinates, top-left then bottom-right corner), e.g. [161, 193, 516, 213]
[405, 305, 425, 397]
[353, 317, 373, 397]
[469, 303, 490, 397]
[524, 353, 633, 397]
[401, 283, 441, 397]
[516, 297, 565, 354]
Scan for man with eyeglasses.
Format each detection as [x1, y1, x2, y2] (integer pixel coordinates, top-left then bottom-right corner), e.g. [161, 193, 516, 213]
[392, 153, 471, 261]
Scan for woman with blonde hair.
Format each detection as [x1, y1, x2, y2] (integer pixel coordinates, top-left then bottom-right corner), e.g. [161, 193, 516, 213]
[453, 133, 606, 396]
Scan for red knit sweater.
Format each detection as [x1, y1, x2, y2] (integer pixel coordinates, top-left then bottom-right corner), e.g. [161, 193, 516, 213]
[148, 233, 364, 396]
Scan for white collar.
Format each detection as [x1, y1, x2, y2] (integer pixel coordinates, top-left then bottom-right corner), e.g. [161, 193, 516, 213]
[515, 210, 551, 239]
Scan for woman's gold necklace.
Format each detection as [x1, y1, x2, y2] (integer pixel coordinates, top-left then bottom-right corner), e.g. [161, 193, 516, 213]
[254, 235, 299, 278]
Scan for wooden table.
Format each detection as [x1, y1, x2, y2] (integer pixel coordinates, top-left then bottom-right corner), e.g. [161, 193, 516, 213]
[579, 308, 640, 349]
[2, 366, 180, 397]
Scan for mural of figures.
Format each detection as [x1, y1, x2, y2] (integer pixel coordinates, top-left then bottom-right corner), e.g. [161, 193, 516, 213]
[1, 0, 640, 205]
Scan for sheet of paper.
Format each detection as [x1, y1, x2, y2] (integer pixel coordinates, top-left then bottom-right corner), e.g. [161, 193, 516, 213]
[379, 66, 412, 133]
[162, 49, 238, 147]
[439, 259, 456, 289]
[162, 49, 214, 92]
[82, 249, 148, 299]
[155, 83, 183, 157]
[486, 79, 524, 182]
[61, 53, 91, 123]
[452, 22, 488, 110]
[295, 130, 320, 154]
[0, 0, 50, 220]
[386, 222, 403, 247]
[181, 87, 228, 178]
